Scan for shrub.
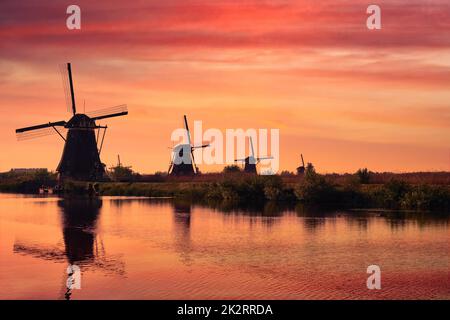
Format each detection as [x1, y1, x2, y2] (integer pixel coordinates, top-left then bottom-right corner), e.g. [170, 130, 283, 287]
[222, 165, 241, 174]
[263, 176, 284, 201]
[295, 168, 340, 205]
[384, 179, 411, 202]
[401, 185, 450, 211]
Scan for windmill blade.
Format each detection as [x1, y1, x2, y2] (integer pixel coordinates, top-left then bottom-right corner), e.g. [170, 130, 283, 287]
[17, 128, 67, 141]
[183, 115, 192, 146]
[249, 136, 255, 158]
[16, 120, 67, 133]
[59, 64, 72, 113]
[256, 156, 274, 161]
[88, 105, 128, 121]
[190, 147, 197, 174]
[67, 63, 77, 115]
[16, 121, 67, 141]
[17, 127, 57, 141]
[182, 115, 197, 173]
[192, 144, 210, 149]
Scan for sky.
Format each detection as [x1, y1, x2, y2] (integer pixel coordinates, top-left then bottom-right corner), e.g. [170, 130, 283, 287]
[0, 0, 449, 174]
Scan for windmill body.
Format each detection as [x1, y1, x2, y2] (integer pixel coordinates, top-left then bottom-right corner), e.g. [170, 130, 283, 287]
[169, 143, 196, 175]
[235, 136, 273, 174]
[168, 115, 209, 176]
[296, 154, 306, 175]
[15, 63, 128, 182]
[57, 114, 105, 181]
[242, 156, 258, 174]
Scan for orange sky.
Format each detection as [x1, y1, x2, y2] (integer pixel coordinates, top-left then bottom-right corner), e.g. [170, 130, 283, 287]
[0, 0, 449, 173]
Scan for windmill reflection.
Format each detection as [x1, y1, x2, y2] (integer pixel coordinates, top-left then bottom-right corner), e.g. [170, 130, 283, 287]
[172, 200, 193, 266]
[59, 198, 101, 265]
[13, 197, 124, 300]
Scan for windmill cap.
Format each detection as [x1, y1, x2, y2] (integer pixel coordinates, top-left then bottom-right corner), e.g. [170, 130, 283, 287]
[66, 114, 96, 128]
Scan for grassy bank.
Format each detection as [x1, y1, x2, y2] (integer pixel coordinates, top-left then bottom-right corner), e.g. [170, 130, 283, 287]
[1, 169, 449, 212]
[98, 173, 450, 212]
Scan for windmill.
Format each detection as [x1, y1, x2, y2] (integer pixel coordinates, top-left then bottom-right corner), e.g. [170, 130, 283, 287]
[15, 63, 128, 182]
[110, 154, 131, 170]
[168, 115, 209, 176]
[234, 136, 273, 174]
[108, 154, 133, 182]
[296, 154, 306, 175]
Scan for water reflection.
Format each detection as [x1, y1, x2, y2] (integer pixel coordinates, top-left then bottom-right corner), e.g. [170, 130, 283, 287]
[59, 198, 102, 265]
[172, 200, 193, 266]
[13, 197, 125, 300]
[58, 198, 101, 300]
[5, 195, 449, 300]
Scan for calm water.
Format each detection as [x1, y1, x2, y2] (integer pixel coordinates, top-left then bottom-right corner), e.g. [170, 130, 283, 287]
[0, 193, 448, 300]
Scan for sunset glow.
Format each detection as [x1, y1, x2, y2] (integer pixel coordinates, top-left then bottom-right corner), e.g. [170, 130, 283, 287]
[1, 0, 449, 173]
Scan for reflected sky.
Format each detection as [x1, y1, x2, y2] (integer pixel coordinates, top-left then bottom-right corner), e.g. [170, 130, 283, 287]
[0, 194, 448, 299]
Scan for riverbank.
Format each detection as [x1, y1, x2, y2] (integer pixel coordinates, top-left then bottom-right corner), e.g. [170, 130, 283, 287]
[1, 169, 449, 212]
[98, 176, 450, 212]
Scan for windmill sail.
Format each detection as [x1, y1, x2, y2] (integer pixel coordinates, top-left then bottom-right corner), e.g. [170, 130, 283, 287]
[16, 127, 68, 141]
[183, 115, 197, 173]
[16, 121, 67, 133]
[67, 63, 76, 115]
[249, 136, 255, 158]
[16, 121, 67, 141]
[192, 144, 210, 149]
[87, 104, 128, 121]
[59, 64, 72, 113]
[184, 115, 192, 146]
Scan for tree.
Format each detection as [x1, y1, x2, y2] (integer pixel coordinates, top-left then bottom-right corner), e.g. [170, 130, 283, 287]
[356, 168, 371, 184]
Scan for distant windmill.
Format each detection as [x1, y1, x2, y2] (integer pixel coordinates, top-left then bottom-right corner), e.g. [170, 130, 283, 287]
[109, 154, 131, 172]
[168, 115, 209, 176]
[108, 154, 133, 182]
[297, 154, 306, 175]
[234, 136, 273, 174]
[113, 154, 131, 169]
[15, 63, 128, 181]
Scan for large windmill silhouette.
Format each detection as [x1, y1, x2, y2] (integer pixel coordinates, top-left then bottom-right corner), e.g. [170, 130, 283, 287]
[15, 63, 128, 181]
